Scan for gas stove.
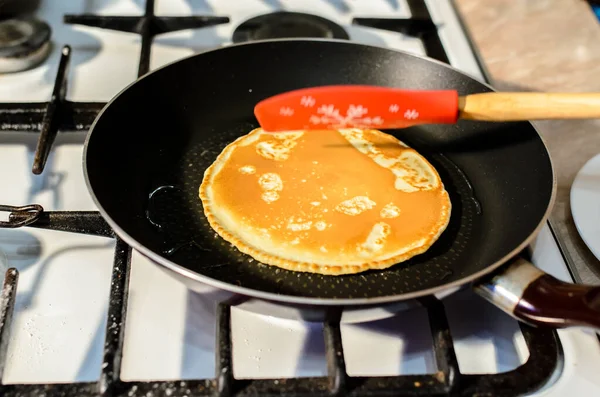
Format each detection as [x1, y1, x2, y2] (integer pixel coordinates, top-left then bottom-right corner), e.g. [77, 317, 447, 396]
[1, 1, 600, 396]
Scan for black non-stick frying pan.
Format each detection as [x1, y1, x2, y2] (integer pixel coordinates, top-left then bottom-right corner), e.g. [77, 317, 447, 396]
[83, 39, 600, 329]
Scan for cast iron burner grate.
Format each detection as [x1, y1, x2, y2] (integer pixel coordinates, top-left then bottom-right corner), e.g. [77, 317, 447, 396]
[0, 259, 563, 397]
[0, 1, 563, 396]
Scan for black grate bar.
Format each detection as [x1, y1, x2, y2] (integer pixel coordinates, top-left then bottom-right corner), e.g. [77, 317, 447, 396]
[0, 268, 18, 382]
[1, 382, 98, 397]
[347, 375, 449, 396]
[0, 101, 105, 133]
[62, 15, 231, 42]
[32, 45, 71, 175]
[62, 16, 143, 33]
[151, 16, 231, 33]
[353, 17, 437, 37]
[424, 298, 461, 392]
[406, 0, 435, 19]
[139, 28, 152, 76]
[420, 33, 449, 64]
[458, 323, 560, 396]
[405, 0, 450, 64]
[0, 381, 216, 397]
[353, 0, 450, 64]
[137, 0, 155, 77]
[231, 377, 330, 396]
[352, 17, 450, 64]
[120, 380, 215, 397]
[99, 238, 132, 396]
[0, 103, 46, 131]
[323, 309, 347, 395]
[9, 210, 114, 237]
[215, 302, 235, 397]
[144, 0, 155, 18]
[61, 101, 106, 129]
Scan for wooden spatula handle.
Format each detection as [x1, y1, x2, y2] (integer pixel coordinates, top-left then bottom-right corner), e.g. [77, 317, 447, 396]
[458, 92, 600, 121]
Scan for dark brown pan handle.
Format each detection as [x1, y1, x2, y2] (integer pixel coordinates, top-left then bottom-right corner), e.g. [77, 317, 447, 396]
[474, 257, 600, 330]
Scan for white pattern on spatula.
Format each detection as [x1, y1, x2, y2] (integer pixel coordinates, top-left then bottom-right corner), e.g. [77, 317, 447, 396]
[308, 104, 384, 128]
[279, 107, 294, 116]
[404, 109, 419, 119]
[300, 95, 316, 107]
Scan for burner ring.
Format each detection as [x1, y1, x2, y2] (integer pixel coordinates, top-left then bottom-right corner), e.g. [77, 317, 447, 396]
[0, 17, 52, 73]
[233, 12, 349, 43]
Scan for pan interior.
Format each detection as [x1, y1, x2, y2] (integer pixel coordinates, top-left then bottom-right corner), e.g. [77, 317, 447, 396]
[144, 128, 480, 298]
[84, 40, 554, 301]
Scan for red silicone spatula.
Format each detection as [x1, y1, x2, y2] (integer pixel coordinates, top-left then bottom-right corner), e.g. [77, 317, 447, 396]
[253, 85, 600, 132]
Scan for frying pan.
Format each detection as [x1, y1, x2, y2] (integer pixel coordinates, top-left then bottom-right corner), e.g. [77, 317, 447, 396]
[83, 39, 600, 329]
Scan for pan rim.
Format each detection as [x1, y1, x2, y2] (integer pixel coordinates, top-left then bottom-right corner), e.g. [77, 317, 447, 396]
[82, 37, 557, 306]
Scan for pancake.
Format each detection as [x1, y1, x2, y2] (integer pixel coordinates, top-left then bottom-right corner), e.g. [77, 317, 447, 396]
[199, 128, 451, 275]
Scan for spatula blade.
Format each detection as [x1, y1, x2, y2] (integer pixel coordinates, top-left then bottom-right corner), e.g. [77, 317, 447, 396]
[254, 85, 459, 132]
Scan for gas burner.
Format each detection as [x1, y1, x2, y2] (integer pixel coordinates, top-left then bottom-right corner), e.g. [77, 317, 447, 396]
[232, 11, 349, 43]
[0, 17, 51, 73]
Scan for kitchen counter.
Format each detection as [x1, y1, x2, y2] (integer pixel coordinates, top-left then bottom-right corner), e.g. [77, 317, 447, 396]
[454, 0, 600, 283]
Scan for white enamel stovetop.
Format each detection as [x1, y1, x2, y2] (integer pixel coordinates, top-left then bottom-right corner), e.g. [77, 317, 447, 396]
[0, 1, 599, 395]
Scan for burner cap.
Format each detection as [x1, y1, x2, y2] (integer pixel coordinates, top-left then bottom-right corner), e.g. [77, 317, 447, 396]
[233, 12, 349, 43]
[0, 17, 51, 73]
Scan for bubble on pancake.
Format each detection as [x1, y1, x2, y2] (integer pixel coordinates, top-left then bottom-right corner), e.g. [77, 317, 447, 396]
[258, 172, 283, 203]
[335, 196, 376, 216]
[287, 220, 312, 232]
[261, 191, 279, 203]
[258, 173, 282, 190]
[358, 222, 391, 257]
[380, 203, 401, 219]
[256, 141, 291, 161]
[238, 165, 256, 174]
[314, 221, 328, 231]
[310, 201, 321, 206]
[255, 131, 304, 161]
[339, 128, 438, 193]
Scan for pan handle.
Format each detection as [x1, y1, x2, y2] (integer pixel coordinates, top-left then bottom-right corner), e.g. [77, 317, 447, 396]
[474, 257, 600, 330]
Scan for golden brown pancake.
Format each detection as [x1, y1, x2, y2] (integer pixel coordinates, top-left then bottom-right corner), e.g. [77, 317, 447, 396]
[199, 128, 451, 275]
